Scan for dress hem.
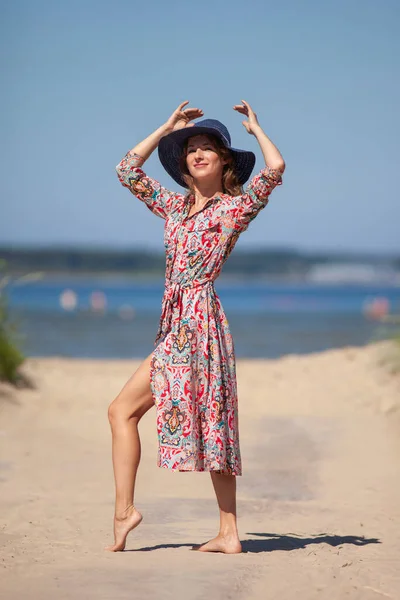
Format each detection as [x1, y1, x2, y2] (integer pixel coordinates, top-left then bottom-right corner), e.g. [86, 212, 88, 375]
[157, 464, 242, 476]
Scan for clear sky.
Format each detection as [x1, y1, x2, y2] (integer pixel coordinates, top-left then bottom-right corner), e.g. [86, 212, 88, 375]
[1, 0, 399, 254]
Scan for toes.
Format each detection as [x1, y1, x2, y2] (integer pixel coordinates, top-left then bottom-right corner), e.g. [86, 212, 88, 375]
[104, 543, 125, 552]
[193, 542, 219, 553]
[190, 538, 241, 554]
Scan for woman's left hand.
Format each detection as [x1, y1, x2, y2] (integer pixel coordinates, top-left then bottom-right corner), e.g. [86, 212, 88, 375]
[233, 100, 260, 135]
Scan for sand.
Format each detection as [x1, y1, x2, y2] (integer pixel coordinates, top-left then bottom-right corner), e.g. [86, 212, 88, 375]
[1, 341, 400, 600]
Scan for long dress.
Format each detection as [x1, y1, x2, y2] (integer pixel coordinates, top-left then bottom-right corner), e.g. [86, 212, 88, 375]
[116, 152, 282, 475]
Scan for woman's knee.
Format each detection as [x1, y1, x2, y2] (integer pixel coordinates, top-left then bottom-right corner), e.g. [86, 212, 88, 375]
[107, 388, 153, 425]
[107, 399, 121, 425]
[107, 395, 139, 425]
[108, 355, 154, 425]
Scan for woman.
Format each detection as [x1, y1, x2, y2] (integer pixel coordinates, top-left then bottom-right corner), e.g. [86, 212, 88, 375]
[107, 100, 285, 554]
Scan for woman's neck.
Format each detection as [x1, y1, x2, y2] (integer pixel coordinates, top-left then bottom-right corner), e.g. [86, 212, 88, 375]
[192, 179, 224, 204]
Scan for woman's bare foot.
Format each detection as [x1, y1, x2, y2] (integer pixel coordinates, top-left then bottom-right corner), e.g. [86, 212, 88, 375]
[192, 533, 242, 554]
[105, 506, 143, 552]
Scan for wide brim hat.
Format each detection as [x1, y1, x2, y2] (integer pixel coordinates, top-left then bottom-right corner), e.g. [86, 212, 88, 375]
[158, 118, 256, 189]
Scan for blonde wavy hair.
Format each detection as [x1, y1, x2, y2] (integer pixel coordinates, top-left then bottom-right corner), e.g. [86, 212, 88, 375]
[179, 135, 243, 196]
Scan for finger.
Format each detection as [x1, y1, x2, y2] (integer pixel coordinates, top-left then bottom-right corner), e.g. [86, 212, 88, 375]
[185, 113, 203, 122]
[184, 108, 203, 115]
[183, 112, 202, 119]
[177, 100, 190, 111]
[233, 103, 248, 111]
[241, 99, 254, 114]
[233, 107, 247, 115]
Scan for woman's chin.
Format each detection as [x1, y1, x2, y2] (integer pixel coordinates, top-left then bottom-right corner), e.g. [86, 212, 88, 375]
[191, 170, 212, 183]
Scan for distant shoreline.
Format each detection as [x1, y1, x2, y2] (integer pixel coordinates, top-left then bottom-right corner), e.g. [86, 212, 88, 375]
[2, 246, 399, 285]
[6, 270, 400, 287]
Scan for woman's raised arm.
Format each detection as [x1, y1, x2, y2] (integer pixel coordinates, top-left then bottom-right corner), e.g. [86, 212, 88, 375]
[227, 101, 285, 231]
[233, 100, 285, 172]
[116, 102, 203, 219]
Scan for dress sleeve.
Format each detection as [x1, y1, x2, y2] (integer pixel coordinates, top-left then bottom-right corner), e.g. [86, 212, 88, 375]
[228, 166, 283, 232]
[116, 152, 177, 219]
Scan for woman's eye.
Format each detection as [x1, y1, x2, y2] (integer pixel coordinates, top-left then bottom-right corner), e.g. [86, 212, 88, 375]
[187, 146, 213, 153]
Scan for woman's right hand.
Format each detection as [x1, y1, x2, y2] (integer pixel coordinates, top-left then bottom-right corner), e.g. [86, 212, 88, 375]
[126, 102, 203, 163]
[165, 101, 203, 132]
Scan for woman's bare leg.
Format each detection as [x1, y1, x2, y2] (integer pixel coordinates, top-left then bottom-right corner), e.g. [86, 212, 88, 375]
[195, 472, 242, 554]
[105, 352, 154, 552]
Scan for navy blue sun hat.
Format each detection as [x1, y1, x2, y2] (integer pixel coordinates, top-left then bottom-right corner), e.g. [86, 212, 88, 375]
[158, 119, 256, 189]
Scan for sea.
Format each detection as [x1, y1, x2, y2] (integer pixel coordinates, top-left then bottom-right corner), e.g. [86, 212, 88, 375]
[6, 276, 400, 360]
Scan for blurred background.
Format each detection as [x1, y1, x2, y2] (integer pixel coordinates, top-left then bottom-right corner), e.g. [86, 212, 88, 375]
[1, 0, 399, 365]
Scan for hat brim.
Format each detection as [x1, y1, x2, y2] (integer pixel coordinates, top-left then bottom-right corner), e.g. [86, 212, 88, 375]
[158, 126, 256, 189]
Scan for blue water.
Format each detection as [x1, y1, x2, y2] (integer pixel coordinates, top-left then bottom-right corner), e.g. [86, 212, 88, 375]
[7, 277, 400, 359]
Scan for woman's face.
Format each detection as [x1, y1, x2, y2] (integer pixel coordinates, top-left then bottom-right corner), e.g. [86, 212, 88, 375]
[185, 135, 226, 183]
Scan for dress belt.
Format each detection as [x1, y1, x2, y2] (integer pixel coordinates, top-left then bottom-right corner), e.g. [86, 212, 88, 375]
[154, 279, 213, 345]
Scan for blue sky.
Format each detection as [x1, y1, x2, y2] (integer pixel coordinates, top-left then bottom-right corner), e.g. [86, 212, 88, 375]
[1, 0, 399, 254]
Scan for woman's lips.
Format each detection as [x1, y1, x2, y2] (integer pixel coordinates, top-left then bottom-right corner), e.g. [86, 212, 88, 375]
[194, 164, 207, 168]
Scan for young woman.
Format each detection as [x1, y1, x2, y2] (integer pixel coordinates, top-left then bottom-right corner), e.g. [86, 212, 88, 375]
[107, 100, 285, 554]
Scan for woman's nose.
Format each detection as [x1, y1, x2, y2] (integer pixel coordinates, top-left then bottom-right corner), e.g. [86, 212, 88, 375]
[194, 148, 203, 159]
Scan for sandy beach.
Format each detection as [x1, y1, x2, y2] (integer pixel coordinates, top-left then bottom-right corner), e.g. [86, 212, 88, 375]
[1, 341, 400, 600]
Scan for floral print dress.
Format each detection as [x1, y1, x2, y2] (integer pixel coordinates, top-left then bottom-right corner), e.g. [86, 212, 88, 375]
[116, 152, 282, 475]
